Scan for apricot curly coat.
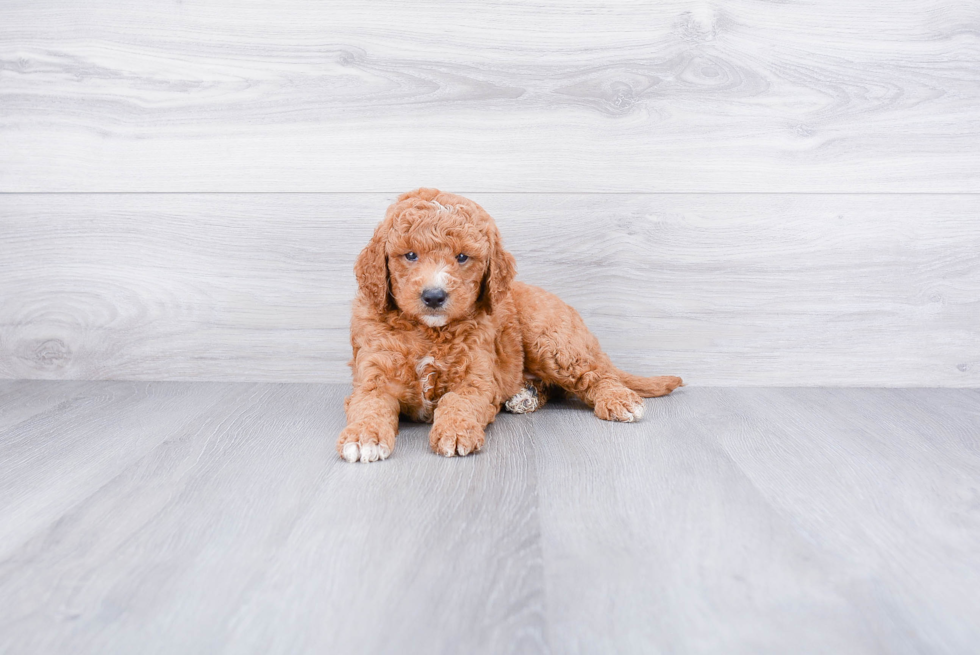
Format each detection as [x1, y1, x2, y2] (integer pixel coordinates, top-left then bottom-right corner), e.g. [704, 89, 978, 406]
[338, 188, 682, 462]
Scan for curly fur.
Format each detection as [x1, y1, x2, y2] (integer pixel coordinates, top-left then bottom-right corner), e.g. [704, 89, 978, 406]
[338, 188, 683, 462]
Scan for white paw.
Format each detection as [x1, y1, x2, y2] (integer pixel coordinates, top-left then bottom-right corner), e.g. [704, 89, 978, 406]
[359, 443, 380, 462]
[341, 441, 391, 464]
[623, 400, 645, 422]
[457, 440, 482, 456]
[505, 386, 539, 414]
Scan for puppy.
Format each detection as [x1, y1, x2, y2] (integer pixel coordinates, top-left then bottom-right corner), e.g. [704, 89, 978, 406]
[338, 188, 682, 463]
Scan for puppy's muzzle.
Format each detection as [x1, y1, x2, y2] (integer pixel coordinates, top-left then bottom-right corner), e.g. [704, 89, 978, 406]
[421, 287, 448, 309]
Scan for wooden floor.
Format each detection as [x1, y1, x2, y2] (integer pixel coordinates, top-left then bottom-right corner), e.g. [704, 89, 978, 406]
[1, 382, 978, 654]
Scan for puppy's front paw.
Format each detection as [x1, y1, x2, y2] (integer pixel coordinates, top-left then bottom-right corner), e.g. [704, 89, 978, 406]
[337, 421, 395, 463]
[594, 387, 645, 423]
[429, 418, 485, 457]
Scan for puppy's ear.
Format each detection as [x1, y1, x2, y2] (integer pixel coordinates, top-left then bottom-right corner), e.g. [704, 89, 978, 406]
[354, 218, 393, 314]
[480, 220, 516, 314]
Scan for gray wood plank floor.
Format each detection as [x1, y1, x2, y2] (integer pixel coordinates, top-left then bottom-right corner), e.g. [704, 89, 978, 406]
[1, 382, 978, 654]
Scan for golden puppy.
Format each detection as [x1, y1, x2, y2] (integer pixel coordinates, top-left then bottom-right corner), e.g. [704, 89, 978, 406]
[338, 188, 682, 462]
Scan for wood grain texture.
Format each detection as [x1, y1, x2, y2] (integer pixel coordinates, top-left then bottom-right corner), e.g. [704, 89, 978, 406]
[1, 1, 978, 192]
[0, 379, 92, 432]
[2, 383, 979, 653]
[712, 388, 980, 654]
[533, 387, 980, 654]
[2, 193, 977, 386]
[0, 382, 545, 655]
[0, 381, 241, 561]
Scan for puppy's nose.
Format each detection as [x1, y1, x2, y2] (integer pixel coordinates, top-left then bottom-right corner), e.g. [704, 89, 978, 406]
[421, 287, 448, 308]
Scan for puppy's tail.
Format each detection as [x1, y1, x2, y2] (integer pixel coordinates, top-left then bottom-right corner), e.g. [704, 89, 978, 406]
[615, 370, 684, 398]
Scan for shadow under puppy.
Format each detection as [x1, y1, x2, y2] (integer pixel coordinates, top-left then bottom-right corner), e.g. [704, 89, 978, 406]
[339, 188, 682, 462]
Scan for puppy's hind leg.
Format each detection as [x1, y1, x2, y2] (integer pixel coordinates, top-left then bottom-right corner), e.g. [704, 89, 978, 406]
[513, 282, 680, 423]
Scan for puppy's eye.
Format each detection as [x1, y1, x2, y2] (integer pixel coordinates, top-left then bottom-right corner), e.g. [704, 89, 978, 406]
[405, 252, 418, 262]
[455, 254, 469, 264]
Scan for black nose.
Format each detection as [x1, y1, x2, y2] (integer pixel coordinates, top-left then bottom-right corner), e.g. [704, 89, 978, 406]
[421, 287, 448, 308]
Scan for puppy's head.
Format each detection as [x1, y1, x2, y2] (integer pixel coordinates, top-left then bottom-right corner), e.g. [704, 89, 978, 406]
[355, 188, 515, 327]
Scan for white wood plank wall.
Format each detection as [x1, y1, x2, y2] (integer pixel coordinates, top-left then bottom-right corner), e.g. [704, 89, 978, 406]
[1, 1, 978, 385]
[2, 194, 977, 385]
